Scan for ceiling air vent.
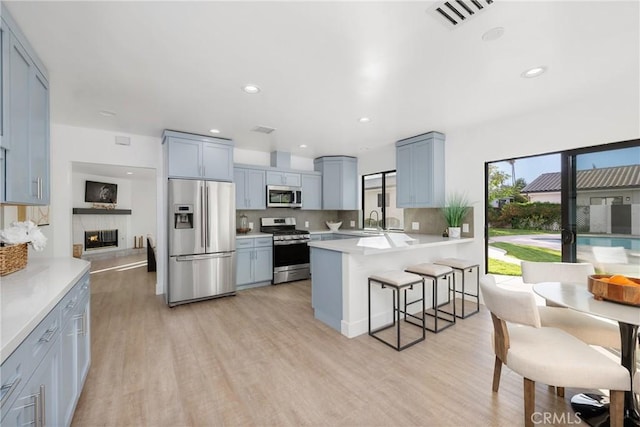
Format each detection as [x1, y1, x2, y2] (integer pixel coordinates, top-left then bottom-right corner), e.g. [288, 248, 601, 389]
[251, 125, 276, 134]
[428, 0, 494, 29]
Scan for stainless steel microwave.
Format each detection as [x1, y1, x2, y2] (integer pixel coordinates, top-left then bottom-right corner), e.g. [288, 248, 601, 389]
[267, 185, 302, 208]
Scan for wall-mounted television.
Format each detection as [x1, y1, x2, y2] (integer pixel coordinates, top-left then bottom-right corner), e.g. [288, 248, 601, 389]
[85, 181, 118, 204]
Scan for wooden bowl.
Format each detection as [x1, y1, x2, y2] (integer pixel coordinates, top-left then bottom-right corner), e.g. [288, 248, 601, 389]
[588, 274, 640, 306]
[236, 228, 251, 234]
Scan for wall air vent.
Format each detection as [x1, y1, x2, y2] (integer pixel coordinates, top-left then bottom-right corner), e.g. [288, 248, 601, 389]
[252, 125, 276, 134]
[428, 0, 494, 29]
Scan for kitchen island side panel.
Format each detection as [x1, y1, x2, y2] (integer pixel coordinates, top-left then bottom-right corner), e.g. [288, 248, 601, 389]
[310, 248, 343, 332]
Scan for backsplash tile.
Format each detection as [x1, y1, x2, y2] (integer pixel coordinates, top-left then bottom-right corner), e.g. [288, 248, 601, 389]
[236, 209, 360, 232]
[403, 208, 474, 237]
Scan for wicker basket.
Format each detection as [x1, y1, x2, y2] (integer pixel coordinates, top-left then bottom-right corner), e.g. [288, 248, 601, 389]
[0, 243, 28, 276]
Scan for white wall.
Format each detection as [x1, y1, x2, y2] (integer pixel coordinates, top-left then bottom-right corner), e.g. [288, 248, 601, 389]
[234, 147, 314, 171]
[46, 124, 164, 293]
[69, 171, 157, 255]
[130, 178, 157, 245]
[72, 172, 132, 254]
[359, 87, 640, 270]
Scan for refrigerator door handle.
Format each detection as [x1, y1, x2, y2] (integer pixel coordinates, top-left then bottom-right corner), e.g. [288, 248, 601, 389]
[205, 185, 210, 245]
[176, 253, 233, 262]
[200, 184, 206, 247]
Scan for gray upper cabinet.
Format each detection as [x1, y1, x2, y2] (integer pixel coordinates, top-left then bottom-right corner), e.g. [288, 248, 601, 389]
[266, 171, 301, 187]
[163, 130, 234, 181]
[396, 131, 445, 208]
[314, 156, 358, 210]
[234, 167, 266, 210]
[1, 8, 50, 205]
[301, 173, 322, 210]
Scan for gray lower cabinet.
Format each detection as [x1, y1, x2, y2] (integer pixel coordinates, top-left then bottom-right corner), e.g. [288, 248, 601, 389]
[3, 338, 59, 427]
[59, 275, 90, 426]
[301, 173, 322, 210]
[314, 156, 358, 210]
[163, 130, 234, 182]
[1, 7, 50, 205]
[0, 272, 90, 427]
[234, 167, 266, 210]
[236, 237, 273, 289]
[396, 131, 445, 208]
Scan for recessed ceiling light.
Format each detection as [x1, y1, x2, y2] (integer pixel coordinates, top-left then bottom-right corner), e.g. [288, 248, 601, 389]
[242, 84, 261, 94]
[209, 129, 220, 134]
[521, 66, 547, 78]
[359, 117, 371, 123]
[482, 27, 504, 42]
[126, 171, 133, 175]
[299, 144, 308, 149]
[99, 110, 116, 117]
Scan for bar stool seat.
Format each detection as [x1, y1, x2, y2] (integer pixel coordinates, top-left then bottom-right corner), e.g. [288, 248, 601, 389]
[368, 271, 425, 351]
[434, 258, 480, 319]
[404, 263, 455, 333]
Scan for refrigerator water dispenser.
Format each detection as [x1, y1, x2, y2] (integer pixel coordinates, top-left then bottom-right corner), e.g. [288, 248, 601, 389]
[174, 204, 194, 229]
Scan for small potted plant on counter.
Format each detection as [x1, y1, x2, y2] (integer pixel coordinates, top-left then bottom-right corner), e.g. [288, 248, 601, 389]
[441, 193, 471, 239]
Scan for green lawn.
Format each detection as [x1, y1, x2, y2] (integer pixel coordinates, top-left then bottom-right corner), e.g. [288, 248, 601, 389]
[490, 242, 561, 262]
[488, 258, 522, 276]
[488, 242, 561, 276]
[489, 228, 555, 237]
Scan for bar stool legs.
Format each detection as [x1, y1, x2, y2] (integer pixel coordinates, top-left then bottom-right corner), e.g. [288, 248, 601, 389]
[368, 272, 426, 351]
[435, 259, 480, 319]
[404, 263, 456, 333]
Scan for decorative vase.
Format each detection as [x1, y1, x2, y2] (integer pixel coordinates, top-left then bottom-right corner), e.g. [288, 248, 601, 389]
[448, 227, 461, 239]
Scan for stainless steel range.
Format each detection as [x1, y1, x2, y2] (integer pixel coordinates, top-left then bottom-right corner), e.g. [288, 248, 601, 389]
[260, 217, 310, 284]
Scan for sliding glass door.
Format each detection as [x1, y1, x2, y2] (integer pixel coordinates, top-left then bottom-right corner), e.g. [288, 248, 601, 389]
[562, 141, 640, 275]
[486, 139, 639, 276]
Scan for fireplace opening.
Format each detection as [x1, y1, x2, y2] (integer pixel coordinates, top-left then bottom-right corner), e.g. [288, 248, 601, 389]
[85, 229, 118, 250]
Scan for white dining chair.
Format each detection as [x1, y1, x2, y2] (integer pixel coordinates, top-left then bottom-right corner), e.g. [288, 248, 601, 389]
[521, 261, 620, 350]
[480, 274, 629, 427]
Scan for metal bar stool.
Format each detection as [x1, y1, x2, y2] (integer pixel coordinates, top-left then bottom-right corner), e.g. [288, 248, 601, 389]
[404, 263, 455, 333]
[434, 258, 480, 319]
[368, 271, 426, 351]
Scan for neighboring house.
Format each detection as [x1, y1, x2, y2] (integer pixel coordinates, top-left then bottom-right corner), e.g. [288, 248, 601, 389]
[521, 165, 640, 234]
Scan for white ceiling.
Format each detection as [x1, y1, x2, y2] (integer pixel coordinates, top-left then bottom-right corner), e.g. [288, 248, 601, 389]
[5, 1, 640, 158]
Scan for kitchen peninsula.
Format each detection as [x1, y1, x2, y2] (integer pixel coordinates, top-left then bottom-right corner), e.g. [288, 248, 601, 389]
[309, 233, 474, 337]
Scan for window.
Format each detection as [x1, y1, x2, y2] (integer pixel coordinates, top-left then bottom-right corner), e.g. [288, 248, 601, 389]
[362, 171, 403, 230]
[589, 196, 623, 205]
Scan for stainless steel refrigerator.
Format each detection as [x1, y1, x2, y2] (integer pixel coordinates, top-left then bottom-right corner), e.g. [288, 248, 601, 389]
[167, 179, 236, 306]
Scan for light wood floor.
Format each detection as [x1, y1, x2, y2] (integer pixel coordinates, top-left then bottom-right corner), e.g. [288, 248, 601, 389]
[72, 254, 586, 426]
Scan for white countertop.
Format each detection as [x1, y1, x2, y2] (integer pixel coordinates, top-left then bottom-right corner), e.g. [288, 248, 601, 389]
[308, 233, 474, 255]
[236, 232, 272, 239]
[1, 257, 91, 363]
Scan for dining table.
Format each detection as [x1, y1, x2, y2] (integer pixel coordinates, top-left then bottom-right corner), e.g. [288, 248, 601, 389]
[533, 281, 640, 426]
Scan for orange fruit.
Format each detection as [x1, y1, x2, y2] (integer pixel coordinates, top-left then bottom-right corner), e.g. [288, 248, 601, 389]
[609, 275, 635, 285]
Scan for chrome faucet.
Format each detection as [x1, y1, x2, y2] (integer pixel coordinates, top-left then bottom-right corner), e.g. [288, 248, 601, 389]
[368, 210, 380, 230]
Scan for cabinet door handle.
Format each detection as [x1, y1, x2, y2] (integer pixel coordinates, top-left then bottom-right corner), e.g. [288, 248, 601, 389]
[40, 384, 46, 427]
[74, 311, 87, 336]
[0, 377, 21, 407]
[39, 326, 58, 343]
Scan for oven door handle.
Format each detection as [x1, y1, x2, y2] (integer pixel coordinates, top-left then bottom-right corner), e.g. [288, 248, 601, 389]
[274, 240, 310, 246]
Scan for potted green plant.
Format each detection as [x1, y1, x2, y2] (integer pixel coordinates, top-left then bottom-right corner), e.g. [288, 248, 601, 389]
[441, 193, 471, 238]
